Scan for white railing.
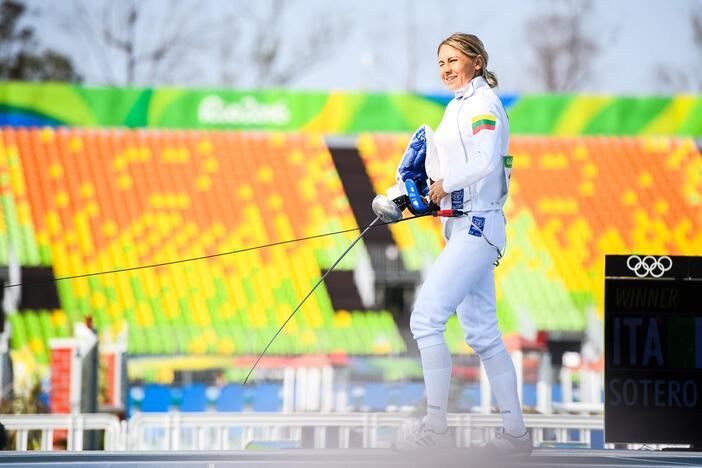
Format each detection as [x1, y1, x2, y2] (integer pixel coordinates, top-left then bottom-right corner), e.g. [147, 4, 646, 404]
[449, 413, 603, 447]
[0, 411, 605, 451]
[0, 413, 122, 451]
[127, 412, 413, 450]
[126, 412, 604, 450]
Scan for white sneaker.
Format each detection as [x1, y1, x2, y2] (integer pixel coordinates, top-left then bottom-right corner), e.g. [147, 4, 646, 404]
[392, 423, 453, 452]
[482, 429, 533, 457]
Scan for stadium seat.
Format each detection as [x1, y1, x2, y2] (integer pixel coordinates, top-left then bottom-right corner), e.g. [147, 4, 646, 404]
[2, 127, 408, 373]
[358, 133, 702, 341]
[5, 126, 701, 372]
[140, 384, 172, 412]
[215, 384, 245, 412]
[180, 384, 208, 412]
[552, 383, 563, 403]
[388, 382, 424, 407]
[456, 384, 481, 411]
[361, 383, 390, 411]
[522, 383, 537, 408]
[251, 383, 282, 412]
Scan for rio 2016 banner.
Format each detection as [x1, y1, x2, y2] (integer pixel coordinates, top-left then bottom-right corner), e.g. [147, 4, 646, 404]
[1, 81, 701, 135]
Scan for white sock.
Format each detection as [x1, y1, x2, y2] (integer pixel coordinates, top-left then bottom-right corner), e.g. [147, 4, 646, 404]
[419, 341, 451, 433]
[482, 349, 526, 437]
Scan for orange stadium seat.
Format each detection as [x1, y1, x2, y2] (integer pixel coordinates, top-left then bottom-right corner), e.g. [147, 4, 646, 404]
[8, 126, 700, 366]
[2, 128, 406, 376]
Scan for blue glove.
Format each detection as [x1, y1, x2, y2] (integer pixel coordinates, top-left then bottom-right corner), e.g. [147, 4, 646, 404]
[397, 126, 429, 197]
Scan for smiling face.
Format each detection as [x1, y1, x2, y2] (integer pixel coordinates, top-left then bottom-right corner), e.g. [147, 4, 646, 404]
[438, 44, 483, 91]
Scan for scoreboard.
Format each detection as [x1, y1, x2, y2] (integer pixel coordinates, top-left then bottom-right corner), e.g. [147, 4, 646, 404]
[605, 255, 702, 444]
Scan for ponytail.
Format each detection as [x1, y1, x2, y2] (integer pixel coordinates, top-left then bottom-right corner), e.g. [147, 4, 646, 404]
[484, 69, 498, 88]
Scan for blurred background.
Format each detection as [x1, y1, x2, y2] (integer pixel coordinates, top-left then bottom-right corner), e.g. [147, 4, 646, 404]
[4, 0, 702, 93]
[0, 0, 700, 451]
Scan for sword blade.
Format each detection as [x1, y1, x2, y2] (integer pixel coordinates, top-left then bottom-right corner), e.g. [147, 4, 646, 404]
[243, 216, 381, 385]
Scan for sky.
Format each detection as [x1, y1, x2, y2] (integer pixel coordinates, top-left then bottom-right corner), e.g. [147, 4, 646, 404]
[23, 0, 702, 95]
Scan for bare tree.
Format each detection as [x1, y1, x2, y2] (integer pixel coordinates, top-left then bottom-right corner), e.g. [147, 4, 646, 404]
[524, 0, 601, 92]
[218, 13, 239, 86]
[656, 6, 702, 92]
[219, 0, 347, 88]
[69, 0, 216, 86]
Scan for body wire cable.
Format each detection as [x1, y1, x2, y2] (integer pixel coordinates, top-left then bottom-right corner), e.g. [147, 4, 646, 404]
[245, 207, 499, 383]
[439, 209, 506, 266]
[243, 216, 383, 385]
[2, 214, 429, 291]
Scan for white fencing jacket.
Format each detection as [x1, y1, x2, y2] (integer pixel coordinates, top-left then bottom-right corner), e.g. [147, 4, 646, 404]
[428, 76, 511, 214]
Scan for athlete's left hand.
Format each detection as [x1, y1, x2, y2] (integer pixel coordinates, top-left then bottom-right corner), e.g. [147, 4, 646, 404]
[428, 179, 448, 205]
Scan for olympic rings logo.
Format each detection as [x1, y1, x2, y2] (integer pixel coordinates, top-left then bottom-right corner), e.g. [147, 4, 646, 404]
[626, 255, 673, 278]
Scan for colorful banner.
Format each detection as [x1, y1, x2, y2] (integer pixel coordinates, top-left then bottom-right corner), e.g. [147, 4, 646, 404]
[1, 81, 701, 135]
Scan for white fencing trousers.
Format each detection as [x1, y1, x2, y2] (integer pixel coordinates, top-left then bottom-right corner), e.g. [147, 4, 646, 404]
[410, 211, 506, 359]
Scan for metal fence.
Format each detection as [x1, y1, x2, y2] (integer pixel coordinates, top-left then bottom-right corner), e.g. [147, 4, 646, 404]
[0, 413, 123, 451]
[128, 412, 413, 450]
[0, 412, 605, 451]
[449, 413, 603, 448]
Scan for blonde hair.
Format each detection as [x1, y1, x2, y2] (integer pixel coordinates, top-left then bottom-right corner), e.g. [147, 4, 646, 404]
[438, 33, 498, 88]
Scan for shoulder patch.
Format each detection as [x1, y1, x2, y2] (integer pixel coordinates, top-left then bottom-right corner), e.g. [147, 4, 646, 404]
[471, 114, 496, 135]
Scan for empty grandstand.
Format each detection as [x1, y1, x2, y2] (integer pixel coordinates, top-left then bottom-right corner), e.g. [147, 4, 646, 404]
[0, 127, 408, 368]
[0, 78, 700, 457]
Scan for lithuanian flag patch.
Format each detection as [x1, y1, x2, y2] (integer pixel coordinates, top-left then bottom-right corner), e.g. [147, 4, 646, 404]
[471, 114, 496, 135]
